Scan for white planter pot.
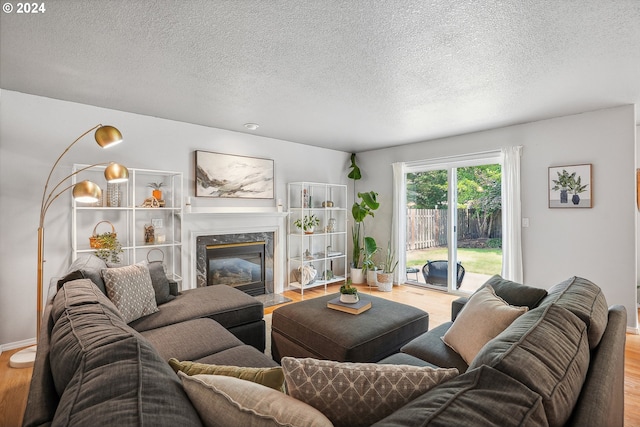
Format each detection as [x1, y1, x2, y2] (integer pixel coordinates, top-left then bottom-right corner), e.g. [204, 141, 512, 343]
[366, 269, 378, 286]
[340, 293, 359, 304]
[351, 268, 365, 284]
[377, 272, 393, 292]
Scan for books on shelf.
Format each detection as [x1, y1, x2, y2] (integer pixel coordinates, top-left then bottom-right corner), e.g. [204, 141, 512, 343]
[327, 297, 372, 315]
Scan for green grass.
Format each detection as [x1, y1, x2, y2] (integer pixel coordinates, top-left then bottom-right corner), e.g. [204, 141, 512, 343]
[406, 247, 502, 276]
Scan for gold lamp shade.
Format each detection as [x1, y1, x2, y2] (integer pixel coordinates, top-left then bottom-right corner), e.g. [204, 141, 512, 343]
[95, 125, 123, 148]
[72, 180, 102, 203]
[104, 162, 129, 183]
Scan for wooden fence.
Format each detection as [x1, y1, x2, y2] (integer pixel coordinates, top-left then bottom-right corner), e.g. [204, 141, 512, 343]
[406, 209, 502, 250]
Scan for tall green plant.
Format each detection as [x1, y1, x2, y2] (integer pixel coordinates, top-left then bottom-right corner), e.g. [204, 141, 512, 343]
[351, 191, 379, 268]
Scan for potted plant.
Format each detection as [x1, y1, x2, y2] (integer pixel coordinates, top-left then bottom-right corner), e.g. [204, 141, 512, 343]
[339, 281, 359, 303]
[351, 191, 379, 283]
[148, 182, 164, 200]
[568, 175, 588, 205]
[550, 170, 575, 204]
[377, 243, 398, 292]
[294, 214, 320, 234]
[361, 236, 379, 286]
[94, 232, 123, 264]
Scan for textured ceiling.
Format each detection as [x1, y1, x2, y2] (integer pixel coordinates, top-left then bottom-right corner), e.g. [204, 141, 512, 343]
[1, 0, 639, 152]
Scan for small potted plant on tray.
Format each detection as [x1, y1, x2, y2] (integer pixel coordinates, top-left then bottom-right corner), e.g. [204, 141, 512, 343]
[294, 214, 320, 234]
[339, 281, 359, 304]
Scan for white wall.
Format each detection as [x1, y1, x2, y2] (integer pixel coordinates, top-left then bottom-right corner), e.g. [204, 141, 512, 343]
[356, 105, 638, 330]
[0, 90, 351, 348]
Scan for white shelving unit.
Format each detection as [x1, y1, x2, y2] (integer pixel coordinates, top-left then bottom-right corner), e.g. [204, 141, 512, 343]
[287, 182, 347, 294]
[71, 165, 183, 283]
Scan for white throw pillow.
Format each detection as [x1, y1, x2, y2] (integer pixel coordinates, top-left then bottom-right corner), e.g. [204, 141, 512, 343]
[281, 357, 459, 427]
[179, 372, 333, 427]
[442, 285, 528, 364]
[102, 263, 158, 323]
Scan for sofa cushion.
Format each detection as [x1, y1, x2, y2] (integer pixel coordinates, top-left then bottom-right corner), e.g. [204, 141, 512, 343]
[538, 276, 608, 348]
[102, 263, 159, 323]
[400, 322, 469, 372]
[179, 372, 333, 427]
[49, 278, 202, 426]
[169, 358, 285, 391]
[140, 317, 245, 361]
[129, 285, 263, 332]
[476, 274, 548, 309]
[371, 365, 548, 427]
[442, 285, 528, 364]
[281, 357, 458, 427]
[469, 303, 590, 427]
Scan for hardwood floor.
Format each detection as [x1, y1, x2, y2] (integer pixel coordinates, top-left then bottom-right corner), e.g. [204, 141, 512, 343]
[2, 283, 639, 427]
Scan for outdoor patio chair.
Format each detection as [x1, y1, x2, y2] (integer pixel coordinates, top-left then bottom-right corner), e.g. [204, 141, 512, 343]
[421, 260, 465, 289]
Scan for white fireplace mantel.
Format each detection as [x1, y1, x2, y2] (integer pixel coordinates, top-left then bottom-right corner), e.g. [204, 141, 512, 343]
[182, 208, 288, 293]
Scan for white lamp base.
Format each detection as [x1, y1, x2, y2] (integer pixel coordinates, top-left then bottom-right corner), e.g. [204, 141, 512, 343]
[9, 345, 37, 368]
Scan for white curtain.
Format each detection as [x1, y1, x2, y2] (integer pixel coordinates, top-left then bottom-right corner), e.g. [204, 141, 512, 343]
[391, 162, 407, 284]
[501, 146, 523, 282]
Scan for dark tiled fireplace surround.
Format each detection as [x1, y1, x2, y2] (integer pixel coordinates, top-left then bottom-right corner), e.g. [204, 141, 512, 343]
[195, 231, 289, 307]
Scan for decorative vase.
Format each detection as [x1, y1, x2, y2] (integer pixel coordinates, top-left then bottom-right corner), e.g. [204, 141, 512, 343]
[560, 190, 568, 203]
[107, 183, 121, 207]
[572, 194, 580, 205]
[377, 272, 393, 292]
[304, 226, 315, 234]
[340, 293, 359, 304]
[350, 267, 365, 284]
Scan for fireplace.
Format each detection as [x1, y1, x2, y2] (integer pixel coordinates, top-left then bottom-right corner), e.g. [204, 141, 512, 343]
[195, 231, 275, 294]
[206, 241, 266, 296]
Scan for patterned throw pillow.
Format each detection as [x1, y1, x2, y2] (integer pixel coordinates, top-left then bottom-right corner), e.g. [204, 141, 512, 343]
[281, 357, 458, 427]
[179, 372, 333, 427]
[102, 263, 158, 323]
[169, 358, 285, 391]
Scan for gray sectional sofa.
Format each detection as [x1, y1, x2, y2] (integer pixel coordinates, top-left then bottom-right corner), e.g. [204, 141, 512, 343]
[23, 256, 277, 426]
[23, 265, 627, 426]
[376, 275, 627, 427]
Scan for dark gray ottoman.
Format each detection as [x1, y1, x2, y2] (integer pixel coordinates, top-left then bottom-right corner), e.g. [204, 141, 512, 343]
[271, 293, 429, 363]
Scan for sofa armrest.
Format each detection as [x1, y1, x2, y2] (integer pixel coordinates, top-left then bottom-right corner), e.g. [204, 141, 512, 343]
[451, 297, 468, 321]
[169, 280, 179, 296]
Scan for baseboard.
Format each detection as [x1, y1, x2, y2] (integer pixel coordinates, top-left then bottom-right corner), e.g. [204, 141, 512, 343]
[0, 337, 36, 354]
[627, 326, 640, 335]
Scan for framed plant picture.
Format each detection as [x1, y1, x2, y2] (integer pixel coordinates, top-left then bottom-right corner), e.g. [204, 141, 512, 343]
[548, 164, 592, 208]
[195, 150, 274, 199]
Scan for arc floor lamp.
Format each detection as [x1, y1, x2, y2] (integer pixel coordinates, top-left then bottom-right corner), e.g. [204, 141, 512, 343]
[9, 124, 129, 368]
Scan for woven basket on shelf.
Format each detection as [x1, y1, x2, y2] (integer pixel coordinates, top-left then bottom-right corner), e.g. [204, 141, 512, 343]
[89, 221, 117, 249]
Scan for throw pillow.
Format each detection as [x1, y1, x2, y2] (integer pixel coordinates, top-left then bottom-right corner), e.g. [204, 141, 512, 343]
[57, 270, 85, 290]
[146, 261, 175, 305]
[281, 357, 458, 427]
[65, 254, 108, 294]
[102, 263, 159, 323]
[169, 358, 285, 391]
[442, 285, 528, 364]
[477, 275, 548, 309]
[179, 372, 333, 427]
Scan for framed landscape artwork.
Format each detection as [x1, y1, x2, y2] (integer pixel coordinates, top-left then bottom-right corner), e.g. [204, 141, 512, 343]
[548, 164, 592, 208]
[195, 150, 274, 199]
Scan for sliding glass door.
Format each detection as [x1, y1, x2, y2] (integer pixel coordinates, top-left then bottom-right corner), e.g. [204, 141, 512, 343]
[405, 159, 502, 294]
